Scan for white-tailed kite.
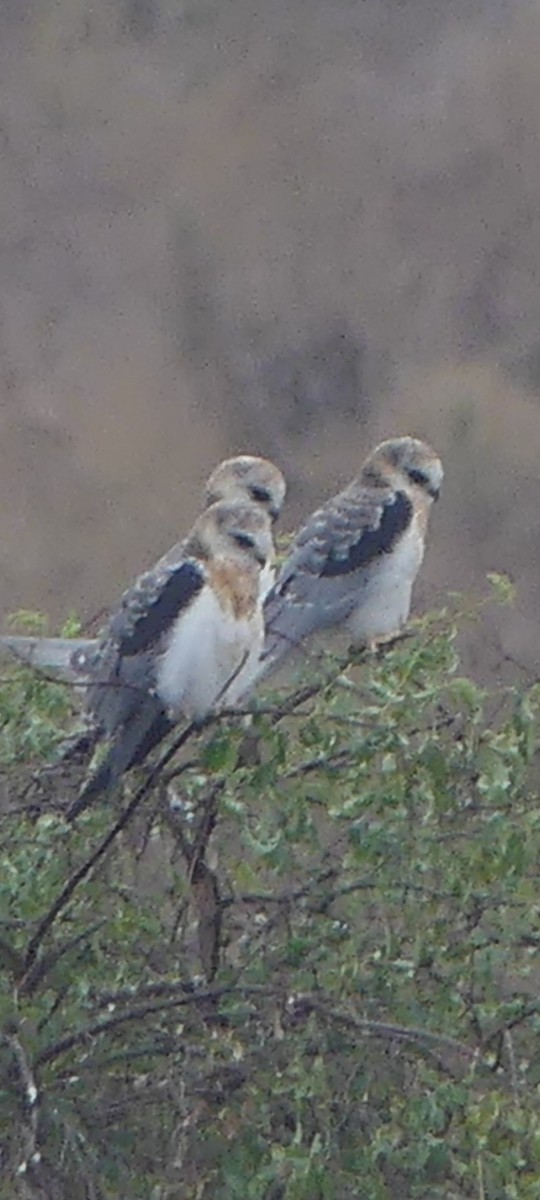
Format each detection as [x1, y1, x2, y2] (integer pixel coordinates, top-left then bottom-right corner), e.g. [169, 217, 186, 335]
[0, 455, 285, 678]
[70, 498, 274, 813]
[259, 436, 443, 678]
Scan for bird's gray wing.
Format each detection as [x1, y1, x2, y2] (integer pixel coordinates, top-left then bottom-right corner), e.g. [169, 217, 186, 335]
[87, 557, 205, 733]
[74, 558, 206, 809]
[261, 485, 413, 672]
[105, 553, 203, 658]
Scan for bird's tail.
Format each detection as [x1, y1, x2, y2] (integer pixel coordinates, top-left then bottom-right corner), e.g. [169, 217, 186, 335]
[0, 635, 98, 679]
[257, 604, 310, 681]
[67, 705, 174, 820]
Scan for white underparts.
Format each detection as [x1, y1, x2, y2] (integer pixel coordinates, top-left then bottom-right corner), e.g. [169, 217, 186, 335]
[346, 513, 425, 643]
[156, 585, 264, 720]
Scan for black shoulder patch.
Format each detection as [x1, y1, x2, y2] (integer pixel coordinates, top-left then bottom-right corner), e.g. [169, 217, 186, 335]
[321, 491, 412, 579]
[115, 560, 205, 656]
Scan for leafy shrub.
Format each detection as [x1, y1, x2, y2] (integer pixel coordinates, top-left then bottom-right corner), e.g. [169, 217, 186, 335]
[1, 594, 540, 1198]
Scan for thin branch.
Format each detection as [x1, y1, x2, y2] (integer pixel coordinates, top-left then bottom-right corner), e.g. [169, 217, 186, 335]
[291, 996, 481, 1064]
[92, 978, 197, 1009]
[281, 747, 355, 781]
[504, 1029, 521, 1102]
[482, 1000, 540, 1051]
[188, 781, 224, 881]
[21, 920, 106, 996]
[36, 981, 484, 1079]
[53, 1041, 180, 1076]
[0, 671, 82, 689]
[225, 867, 338, 909]
[227, 869, 456, 914]
[1, 1029, 41, 1175]
[159, 795, 194, 860]
[21, 655, 263, 998]
[22, 718, 205, 980]
[35, 983, 276, 1068]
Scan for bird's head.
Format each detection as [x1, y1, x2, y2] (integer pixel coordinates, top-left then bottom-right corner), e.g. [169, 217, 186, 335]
[188, 500, 274, 570]
[362, 436, 443, 501]
[204, 455, 286, 522]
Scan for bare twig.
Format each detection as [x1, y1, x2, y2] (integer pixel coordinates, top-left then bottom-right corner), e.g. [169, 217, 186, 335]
[288, 996, 480, 1065]
[159, 793, 194, 860]
[1, 1029, 41, 1175]
[482, 1000, 540, 1051]
[21, 651, 257, 986]
[504, 1029, 521, 1102]
[224, 867, 338, 909]
[22, 718, 205, 981]
[188, 782, 224, 881]
[35, 983, 484, 1078]
[20, 920, 106, 997]
[35, 984, 274, 1067]
[92, 977, 197, 1009]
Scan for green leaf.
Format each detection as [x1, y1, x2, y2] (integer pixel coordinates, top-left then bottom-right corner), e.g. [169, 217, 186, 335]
[487, 571, 517, 606]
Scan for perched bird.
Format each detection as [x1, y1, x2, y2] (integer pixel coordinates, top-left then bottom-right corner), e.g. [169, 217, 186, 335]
[259, 436, 443, 677]
[69, 499, 273, 814]
[0, 454, 285, 679]
[204, 454, 286, 523]
[190, 454, 284, 600]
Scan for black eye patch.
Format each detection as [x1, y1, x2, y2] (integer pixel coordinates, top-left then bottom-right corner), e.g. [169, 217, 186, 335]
[407, 468, 429, 488]
[249, 485, 271, 505]
[233, 532, 256, 550]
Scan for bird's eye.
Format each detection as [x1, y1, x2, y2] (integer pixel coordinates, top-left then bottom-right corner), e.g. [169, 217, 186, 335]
[407, 468, 428, 488]
[249, 484, 271, 505]
[232, 531, 256, 551]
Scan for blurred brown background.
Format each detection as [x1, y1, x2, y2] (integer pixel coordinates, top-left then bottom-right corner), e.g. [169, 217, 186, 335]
[1, 0, 539, 672]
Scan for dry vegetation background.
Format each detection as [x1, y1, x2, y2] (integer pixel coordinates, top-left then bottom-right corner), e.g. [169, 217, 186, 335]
[1, 0, 539, 672]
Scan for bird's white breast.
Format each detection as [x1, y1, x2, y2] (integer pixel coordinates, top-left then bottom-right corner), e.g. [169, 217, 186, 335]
[156, 584, 263, 720]
[259, 560, 276, 601]
[347, 513, 425, 644]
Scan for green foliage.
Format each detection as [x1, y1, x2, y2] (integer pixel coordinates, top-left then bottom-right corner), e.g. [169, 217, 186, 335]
[0, 664, 72, 764]
[1, 601, 540, 1197]
[0, 612, 83, 763]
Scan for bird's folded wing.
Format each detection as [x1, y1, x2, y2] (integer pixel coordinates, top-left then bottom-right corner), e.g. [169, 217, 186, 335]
[260, 486, 413, 668]
[101, 557, 206, 659]
[271, 485, 412, 595]
[86, 557, 207, 733]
